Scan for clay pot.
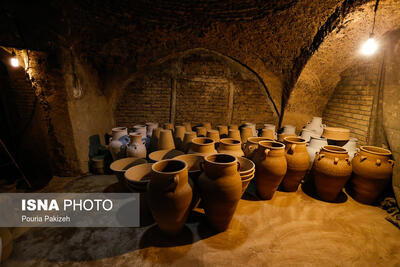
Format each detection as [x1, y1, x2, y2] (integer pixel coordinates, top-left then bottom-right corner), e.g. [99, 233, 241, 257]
[228, 129, 241, 141]
[163, 122, 174, 131]
[125, 163, 153, 192]
[0, 228, 13, 263]
[109, 127, 129, 160]
[149, 149, 184, 162]
[207, 130, 220, 144]
[198, 154, 242, 231]
[254, 141, 287, 199]
[304, 117, 325, 136]
[281, 137, 309, 192]
[278, 133, 296, 142]
[174, 126, 186, 151]
[243, 122, 257, 136]
[261, 129, 275, 139]
[282, 125, 296, 135]
[182, 131, 197, 153]
[132, 124, 147, 139]
[322, 127, 350, 141]
[196, 126, 207, 137]
[300, 129, 321, 142]
[146, 122, 159, 137]
[241, 173, 255, 195]
[237, 156, 255, 176]
[187, 137, 217, 156]
[183, 122, 192, 132]
[110, 157, 148, 186]
[158, 129, 175, 150]
[149, 128, 161, 152]
[202, 122, 212, 131]
[342, 138, 358, 160]
[147, 159, 193, 235]
[174, 154, 203, 183]
[91, 157, 104, 174]
[218, 138, 244, 158]
[127, 133, 146, 158]
[240, 127, 254, 144]
[307, 137, 328, 169]
[244, 137, 273, 159]
[229, 124, 239, 130]
[264, 124, 276, 131]
[348, 146, 395, 205]
[312, 146, 352, 202]
[217, 125, 229, 138]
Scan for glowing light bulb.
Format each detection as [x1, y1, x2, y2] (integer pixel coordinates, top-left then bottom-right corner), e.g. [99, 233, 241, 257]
[10, 57, 19, 67]
[361, 37, 378, 56]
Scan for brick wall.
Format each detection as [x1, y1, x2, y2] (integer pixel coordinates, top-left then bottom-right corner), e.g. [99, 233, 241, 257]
[322, 61, 379, 145]
[115, 50, 276, 127]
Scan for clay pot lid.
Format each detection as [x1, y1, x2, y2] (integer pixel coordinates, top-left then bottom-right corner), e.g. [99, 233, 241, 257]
[152, 159, 187, 174]
[149, 149, 184, 162]
[192, 137, 215, 145]
[283, 136, 306, 144]
[204, 153, 237, 166]
[321, 145, 348, 154]
[124, 163, 153, 183]
[259, 140, 285, 149]
[110, 157, 148, 172]
[360, 146, 391, 156]
[220, 138, 242, 145]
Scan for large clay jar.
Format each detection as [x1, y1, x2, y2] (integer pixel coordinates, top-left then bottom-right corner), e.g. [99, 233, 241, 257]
[207, 130, 220, 148]
[146, 122, 159, 137]
[174, 126, 186, 151]
[261, 129, 275, 139]
[240, 127, 254, 145]
[218, 138, 244, 157]
[182, 131, 197, 153]
[127, 133, 146, 158]
[244, 137, 273, 160]
[0, 228, 13, 263]
[158, 129, 175, 150]
[307, 137, 328, 169]
[348, 146, 394, 205]
[198, 154, 242, 232]
[253, 141, 287, 200]
[187, 137, 217, 156]
[281, 137, 310, 192]
[312, 145, 352, 202]
[147, 159, 193, 235]
[109, 127, 129, 160]
[149, 128, 161, 152]
[217, 125, 229, 138]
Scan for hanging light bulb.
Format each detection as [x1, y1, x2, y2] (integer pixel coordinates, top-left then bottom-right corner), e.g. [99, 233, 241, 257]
[361, 34, 378, 55]
[10, 51, 19, 67]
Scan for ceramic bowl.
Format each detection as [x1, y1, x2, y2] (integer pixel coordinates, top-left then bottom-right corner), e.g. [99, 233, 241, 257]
[110, 157, 148, 183]
[124, 163, 154, 192]
[237, 157, 255, 176]
[148, 149, 184, 162]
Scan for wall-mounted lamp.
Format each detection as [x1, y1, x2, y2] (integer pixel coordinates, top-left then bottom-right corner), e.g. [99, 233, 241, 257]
[361, 0, 380, 56]
[10, 51, 19, 67]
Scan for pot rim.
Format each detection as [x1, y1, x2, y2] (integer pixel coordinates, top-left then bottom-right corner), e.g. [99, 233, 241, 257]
[133, 124, 146, 128]
[220, 138, 242, 145]
[124, 163, 153, 183]
[151, 159, 188, 174]
[112, 127, 127, 132]
[110, 157, 147, 172]
[283, 136, 306, 144]
[360, 146, 391, 156]
[259, 140, 285, 149]
[192, 137, 215, 145]
[322, 145, 348, 154]
[204, 153, 237, 166]
[247, 137, 273, 144]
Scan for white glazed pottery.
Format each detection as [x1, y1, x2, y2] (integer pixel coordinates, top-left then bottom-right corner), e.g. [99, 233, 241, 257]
[342, 138, 358, 160]
[282, 125, 296, 135]
[109, 127, 129, 160]
[301, 128, 321, 142]
[304, 117, 325, 136]
[306, 137, 328, 169]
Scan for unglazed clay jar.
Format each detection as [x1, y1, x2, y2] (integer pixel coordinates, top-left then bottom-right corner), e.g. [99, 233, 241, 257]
[127, 133, 146, 158]
[217, 138, 244, 158]
[198, 154, 242, 232]
[243, 122, 257, 137]
[149, 128, 161, 152]
[174, 154, 203, 182]
[187, 137, 217, 157]
[196, 126, 207, 137]
[261, 129, 275, 139]
[182, 131, 197, 153]
[147, 159, 192, 236]
[109, 127, 129, 160]
[207, 130, 220, 144]
[183, 122, 192, 132]
[174, 126, 186, 151]
[217, 125, 229, 138]
[281, 137, 310, 192]
[132, 124, 147, 138]
[202, 122, 212, 131]
[158, 129, 175, 150]
[348, 146, 394, 205]
[240, 127, 254, 145]
[244, 137, 273, 160]
[163, 122, 174, 131]
[228, 129, 241, 141]
[253, 141, 287, 200]
[312, 146, 352, 202]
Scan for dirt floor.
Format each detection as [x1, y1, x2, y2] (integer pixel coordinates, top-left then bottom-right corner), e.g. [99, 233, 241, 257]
[3, 175, 400, 267]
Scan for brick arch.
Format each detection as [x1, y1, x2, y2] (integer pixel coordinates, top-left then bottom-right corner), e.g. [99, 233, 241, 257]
[114, 48, 279, 128]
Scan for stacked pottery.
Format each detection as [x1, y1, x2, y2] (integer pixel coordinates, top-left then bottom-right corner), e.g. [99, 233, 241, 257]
[281, 137, 310, 192]
[244, 137, 273, 160]
[198, 154, 242, 232]
[182, 131, 197, 153]
[218, 138, 244, 158]
[300, 129, 321, 142]
[278, 125, 296, 141]
[348, 146, 394, 205]
[228, 129, 241, 141]
[187, 137, 217, 157]
[132, 124, 147, 139]
[342, 138, 358, 160]
[183, 122, 192, 132]
[217, 125, 229, 138]
[240, 127, 254, 145]
[196, 126, 207, 137]
[127, 133, 147, 158]
[312, 146, 352, 202]
[243, 122, 257, 137]
[304, 117, 325, 136]
[163, 122, 174, 131]
[202, 122, 212, 131]
[0, 228, 13, 263]
[149, 128, 161, 152]
[109, 127, 129, 160]
[174, 126, 186, 151]
[147, 159, 193, 236]
[253, 141, 287, 200]
[146, 122, 159, 137]
[158, 129, 175, 150]
[110, 157, 148, 186]
[237, 157, 256, 195]
[306, 137, 328, 169]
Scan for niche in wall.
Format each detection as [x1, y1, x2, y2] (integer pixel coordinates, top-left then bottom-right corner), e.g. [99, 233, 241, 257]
[114, 49, 277, 128]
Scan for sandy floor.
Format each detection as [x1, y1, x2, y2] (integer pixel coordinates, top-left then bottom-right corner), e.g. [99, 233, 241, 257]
[3, 175, 400, 267]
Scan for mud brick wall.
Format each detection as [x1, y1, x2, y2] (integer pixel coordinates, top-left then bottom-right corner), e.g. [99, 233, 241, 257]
[322, 61, 379, 145]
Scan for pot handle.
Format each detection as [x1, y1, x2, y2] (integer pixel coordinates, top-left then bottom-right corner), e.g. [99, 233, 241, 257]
[318, 154, 325, 160]
[237, 161, 241, 172]
[248, 144, 257, 153]
[376, 159, 382, 166]
[388, 159, 395, 167]
[360, 156, 367, 162]
[345, 158, 351, 165]
[164, 175, 179, 192]
[289, 144, 296, 154]
[334, 157, 339, 165]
